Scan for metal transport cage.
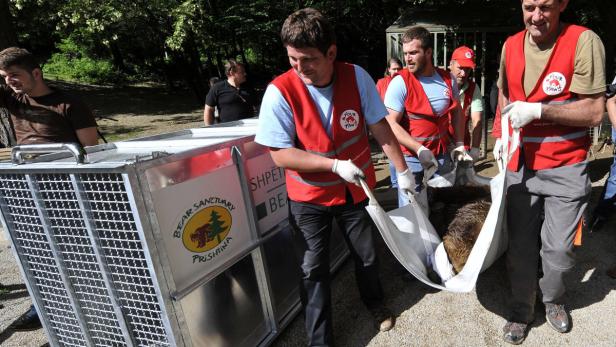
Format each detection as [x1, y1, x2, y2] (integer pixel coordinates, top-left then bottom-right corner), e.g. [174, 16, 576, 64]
[0, 119, 348, 347]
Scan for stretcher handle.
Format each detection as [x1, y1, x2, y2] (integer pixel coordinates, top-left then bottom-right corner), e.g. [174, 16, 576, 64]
[360, 176, 420, 204]
[12, 143, 86, 165]
[359, 177, 378, 204]
[497, 107, 521, 173]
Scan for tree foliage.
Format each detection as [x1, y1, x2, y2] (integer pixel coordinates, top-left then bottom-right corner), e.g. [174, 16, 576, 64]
[2, 0, 615, 101]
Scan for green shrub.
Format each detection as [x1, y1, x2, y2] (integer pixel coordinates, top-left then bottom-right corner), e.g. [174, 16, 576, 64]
[43, 38, 125, 84]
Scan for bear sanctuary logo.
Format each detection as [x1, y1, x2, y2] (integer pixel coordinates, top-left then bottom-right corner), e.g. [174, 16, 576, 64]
[340, 109, 360, 132]
[173, 197, 235, 263]
[542, 72, 566, 96]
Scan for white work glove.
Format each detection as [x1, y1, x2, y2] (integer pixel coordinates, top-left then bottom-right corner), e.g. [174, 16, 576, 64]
[451, 142, 473, 162]
[469, 147, 481, 162]
[396, 168, 416, 196]
[417, 146, 438, 183]
[503, 101, 542, 129]
[332, 159, 365, 186]
[492, 138, 503, 162]
[417, 146, 438, 171]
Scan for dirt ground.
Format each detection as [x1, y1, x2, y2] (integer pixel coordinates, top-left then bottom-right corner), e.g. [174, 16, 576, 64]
[55, 81, 206, 142]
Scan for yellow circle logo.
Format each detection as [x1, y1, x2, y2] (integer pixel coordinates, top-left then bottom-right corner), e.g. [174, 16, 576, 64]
[182, 205, 232, 253]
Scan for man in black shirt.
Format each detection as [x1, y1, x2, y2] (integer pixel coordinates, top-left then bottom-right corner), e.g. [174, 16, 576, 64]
[203, 59, 255, 125]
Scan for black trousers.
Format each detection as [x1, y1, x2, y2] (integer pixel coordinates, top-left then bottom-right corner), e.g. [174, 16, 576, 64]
[289, 194, 384, 347]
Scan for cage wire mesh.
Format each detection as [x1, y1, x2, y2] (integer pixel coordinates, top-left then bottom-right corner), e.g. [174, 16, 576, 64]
[0, 172, 172, 346]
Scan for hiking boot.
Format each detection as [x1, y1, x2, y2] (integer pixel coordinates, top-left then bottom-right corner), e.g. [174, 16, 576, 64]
[545, 303, 569, 333]
[10, 305, 41, 331]
[502, 321, 528, 345]
[368, 305, 395, 332]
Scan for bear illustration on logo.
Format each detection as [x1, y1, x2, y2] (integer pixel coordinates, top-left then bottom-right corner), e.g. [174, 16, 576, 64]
[542, 72, 566, 96]
[183, 205, 232, 253]
[340, 109, 360, 132]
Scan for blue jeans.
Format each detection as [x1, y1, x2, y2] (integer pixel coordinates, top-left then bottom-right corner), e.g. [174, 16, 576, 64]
[389, 164, 399, 188]
[595, 127, 616, 219]
[389, 153, 452, 207]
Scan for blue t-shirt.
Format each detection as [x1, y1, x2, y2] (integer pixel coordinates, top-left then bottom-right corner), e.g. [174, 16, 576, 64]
[255, 64, 387, 149]
[384, 71, 459, 117]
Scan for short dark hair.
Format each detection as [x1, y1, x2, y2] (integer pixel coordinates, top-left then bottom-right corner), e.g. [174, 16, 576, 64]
[401, 26, 433, 50]
[0, 47, 40, 71]
[224, 59, 243, 76]
[281, 8, 336, 55]
[388, 57, 403, 68]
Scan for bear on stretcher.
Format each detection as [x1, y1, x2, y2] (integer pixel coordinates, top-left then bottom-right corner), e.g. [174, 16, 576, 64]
[429, 185, 491, 279]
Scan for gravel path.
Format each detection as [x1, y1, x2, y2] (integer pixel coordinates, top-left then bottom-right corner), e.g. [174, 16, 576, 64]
[0, 239, 48, 347]
[272, 154, 616, 347]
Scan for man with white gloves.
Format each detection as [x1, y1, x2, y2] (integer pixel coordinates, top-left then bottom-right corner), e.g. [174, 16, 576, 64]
[255, 8, 412, 345]
[495, 0, 605, 344]
[384, 25, 468, 213]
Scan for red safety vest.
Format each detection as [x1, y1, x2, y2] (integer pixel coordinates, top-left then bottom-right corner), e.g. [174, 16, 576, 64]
[492, 105, 502, 139]
[397, 68, 459, 156]
[448, 81, 476, 148]
[505, 24, 590, 171]
[271, 62, 376, 206]
[376, 75, 393, 100]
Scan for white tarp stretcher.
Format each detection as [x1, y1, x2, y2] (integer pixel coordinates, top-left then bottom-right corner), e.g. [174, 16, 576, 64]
[362, 115, 518, 292]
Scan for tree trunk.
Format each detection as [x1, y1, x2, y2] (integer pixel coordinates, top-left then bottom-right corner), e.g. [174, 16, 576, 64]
[0, 0, 18, 49]
[109, 41, 127, 73]
[237, 36, 249, 74]
[205, 49, 218, 78]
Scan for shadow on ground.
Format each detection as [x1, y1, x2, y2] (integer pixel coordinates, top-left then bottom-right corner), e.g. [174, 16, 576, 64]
[476, 150, 616, 330]
[272, 232, 434, 347]
[48, 80, 202, 118]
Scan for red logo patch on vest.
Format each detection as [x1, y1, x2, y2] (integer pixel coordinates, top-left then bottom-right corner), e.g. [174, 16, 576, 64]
[443, 87, 451, 98]
[340, 109, 360, 132]
[542, 72, 566, 96]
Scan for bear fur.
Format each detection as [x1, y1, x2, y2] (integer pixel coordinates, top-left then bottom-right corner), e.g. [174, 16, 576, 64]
[442, 200, 491, 273]
[429, 185, 491, 274]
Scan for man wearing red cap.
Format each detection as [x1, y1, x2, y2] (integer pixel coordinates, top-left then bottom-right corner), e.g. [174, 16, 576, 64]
[448, 46, 484, 161]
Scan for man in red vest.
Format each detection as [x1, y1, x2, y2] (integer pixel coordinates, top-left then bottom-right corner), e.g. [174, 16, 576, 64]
[384, 26, 469, 214]
[255, 8, 414, 345]
[496, 0, 605, 344]
[448, 46, 484, 161]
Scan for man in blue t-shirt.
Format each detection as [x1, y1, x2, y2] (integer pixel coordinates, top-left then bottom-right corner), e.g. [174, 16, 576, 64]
[384, 26, 469, 214]
[256, 8, 413, 346]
